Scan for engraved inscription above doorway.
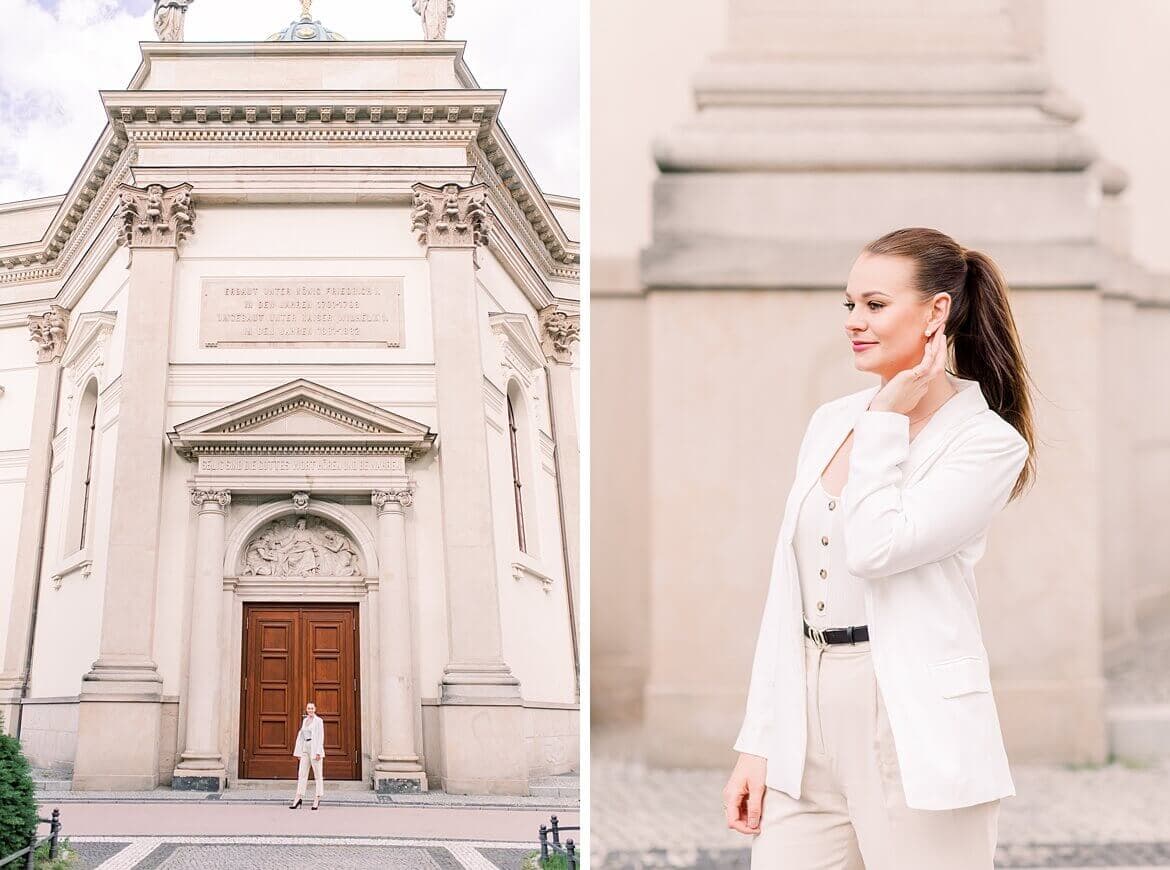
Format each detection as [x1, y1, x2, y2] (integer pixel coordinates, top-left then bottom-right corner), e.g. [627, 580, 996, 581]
[240, 516, 363, 578]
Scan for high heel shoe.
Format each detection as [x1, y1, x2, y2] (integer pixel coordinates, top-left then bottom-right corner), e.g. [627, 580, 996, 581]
[289, 798, 302, 809]
[311, 797, 321, 811]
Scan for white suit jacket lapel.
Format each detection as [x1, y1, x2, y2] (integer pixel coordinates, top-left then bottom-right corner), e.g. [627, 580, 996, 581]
[782, 374, 990, 546]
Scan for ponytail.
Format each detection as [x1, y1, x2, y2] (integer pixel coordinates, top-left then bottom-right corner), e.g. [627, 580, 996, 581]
[863, 228, 1036, 501]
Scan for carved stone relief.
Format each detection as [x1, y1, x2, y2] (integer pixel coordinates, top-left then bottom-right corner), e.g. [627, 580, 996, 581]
[410, 182, 490, 250]
[117, 182, 195, 249]
[27, 306, 69, 364]
[538, 306, 580, 364]
[239, 515, 363, 577]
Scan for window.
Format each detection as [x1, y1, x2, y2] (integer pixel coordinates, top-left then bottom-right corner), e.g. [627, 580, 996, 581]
[65, 379, 100, 554]
[508, 392, 526, 553]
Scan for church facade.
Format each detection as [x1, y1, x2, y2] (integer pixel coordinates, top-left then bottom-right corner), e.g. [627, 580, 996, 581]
[0, 22, 579, 795]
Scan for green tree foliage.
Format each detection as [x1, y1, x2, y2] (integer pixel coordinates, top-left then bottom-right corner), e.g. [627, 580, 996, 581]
[0, 732, 38, 859]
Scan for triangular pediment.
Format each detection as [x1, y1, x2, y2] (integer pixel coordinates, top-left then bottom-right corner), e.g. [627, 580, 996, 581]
[168, 379, 435, 460]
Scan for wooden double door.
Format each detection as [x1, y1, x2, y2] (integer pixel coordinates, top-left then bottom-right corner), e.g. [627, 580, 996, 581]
[239, 604, 362, 780]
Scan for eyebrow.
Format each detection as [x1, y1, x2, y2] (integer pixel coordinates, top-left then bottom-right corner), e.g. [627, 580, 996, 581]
[843, 291, 890, 300]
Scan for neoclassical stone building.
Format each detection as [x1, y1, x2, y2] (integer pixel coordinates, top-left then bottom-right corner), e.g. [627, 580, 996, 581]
[0, 18, 579, 795]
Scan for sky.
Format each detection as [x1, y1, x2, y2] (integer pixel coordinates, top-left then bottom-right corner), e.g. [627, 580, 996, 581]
[0, 0, 580, 204]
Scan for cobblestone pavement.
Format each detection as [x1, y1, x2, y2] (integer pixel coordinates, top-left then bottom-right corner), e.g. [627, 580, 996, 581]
[592, 726, 1170, 869]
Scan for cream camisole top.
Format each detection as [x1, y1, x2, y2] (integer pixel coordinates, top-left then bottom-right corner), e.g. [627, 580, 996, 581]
[794, 476, 869, 628]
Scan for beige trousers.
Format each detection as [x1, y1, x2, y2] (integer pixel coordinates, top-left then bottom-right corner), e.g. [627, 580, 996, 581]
[295, 754, 324, 799]
[751, 635, 1000, 869]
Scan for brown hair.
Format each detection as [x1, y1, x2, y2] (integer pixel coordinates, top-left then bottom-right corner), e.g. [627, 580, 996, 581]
[862, 227, 1035, 501]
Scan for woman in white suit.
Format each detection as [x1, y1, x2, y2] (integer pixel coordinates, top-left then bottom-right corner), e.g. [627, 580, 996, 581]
[289, 701, 326, 810]
[723, 227, 1036, 869]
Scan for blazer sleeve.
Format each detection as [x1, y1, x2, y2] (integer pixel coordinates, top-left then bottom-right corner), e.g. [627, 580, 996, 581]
[841, 410, 1029, 579]
[733, 404, 826, 757]
[314, 718, 325, 757]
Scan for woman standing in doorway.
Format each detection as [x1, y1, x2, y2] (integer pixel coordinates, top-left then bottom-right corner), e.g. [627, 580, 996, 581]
[289, 701, 325, 810]
[723, 227, 1036, 868]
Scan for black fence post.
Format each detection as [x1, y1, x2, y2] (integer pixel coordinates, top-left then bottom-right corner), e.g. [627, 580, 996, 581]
[49, 808, 60, 859]
[551, 814, 561, 846]
[539, 824, 550, 861]
[22, 827, 35, 870]
[566, 838, 577, 869]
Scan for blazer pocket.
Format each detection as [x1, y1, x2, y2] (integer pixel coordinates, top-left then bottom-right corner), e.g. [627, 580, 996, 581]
[927, 655, 992, 698]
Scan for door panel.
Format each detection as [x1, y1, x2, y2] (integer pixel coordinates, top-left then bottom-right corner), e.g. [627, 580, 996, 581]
[239, 604, 361, 780]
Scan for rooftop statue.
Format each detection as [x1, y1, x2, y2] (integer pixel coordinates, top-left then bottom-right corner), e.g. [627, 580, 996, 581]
[153, 0, 193, 42]
[412, 0, 455, 40]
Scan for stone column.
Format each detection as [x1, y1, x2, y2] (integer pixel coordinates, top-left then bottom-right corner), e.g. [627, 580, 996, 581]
[172, 488, 230, 791]
[538, 306, 581, 687]
[411, 182, 526, 794]
[73, 182, 195, 790]
[0, 307, 69, 734]
[371, 488, 427, 793]
[635, 0, 1109, 768]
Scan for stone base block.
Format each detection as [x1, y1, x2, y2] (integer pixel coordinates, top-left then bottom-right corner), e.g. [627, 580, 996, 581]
[438, 703, 528, 795]
[374, 771, 427, 793]
[72, 697, 162, 791]
[171, 771, 226, 792]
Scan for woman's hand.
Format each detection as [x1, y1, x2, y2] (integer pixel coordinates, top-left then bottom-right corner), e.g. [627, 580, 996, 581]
[314, 754, 322, 761]
[723, 752, 767, 835]
[868, 326, 948, 415]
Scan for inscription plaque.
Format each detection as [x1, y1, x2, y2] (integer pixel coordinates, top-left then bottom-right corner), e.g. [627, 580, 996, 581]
[198, 456, 407, 475]
[200, 277, 404, 347]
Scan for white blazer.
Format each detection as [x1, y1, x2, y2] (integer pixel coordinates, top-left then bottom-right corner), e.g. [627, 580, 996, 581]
[734, 373, 1029, 811]
[292, 715, 325, 760]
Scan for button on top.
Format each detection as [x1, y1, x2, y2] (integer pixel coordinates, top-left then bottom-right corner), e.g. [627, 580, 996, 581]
[816, 601, 825, 612]
[819, 568, 827, 579]
[821, 535, 829, 546]
[828, 500, 837, 510]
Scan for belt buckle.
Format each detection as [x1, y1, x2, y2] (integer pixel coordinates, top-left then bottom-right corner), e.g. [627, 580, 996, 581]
[809, 623, 828, 649]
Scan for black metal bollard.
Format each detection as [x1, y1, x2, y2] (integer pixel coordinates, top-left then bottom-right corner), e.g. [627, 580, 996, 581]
[566, 839, 577, 870]
[49, 808, 60, 859]
[23, 827, 35, 870]
[550, 814, 561, 846]
[538, 823, 550, 860]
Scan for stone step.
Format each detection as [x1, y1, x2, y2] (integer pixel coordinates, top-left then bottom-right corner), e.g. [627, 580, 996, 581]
[1106, 703, 1170, 760]
[231, 778, 371, 792]
[528, 773, 579, 799]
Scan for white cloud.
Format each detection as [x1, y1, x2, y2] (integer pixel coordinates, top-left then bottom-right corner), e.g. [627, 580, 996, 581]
[0, 0, 579, 203]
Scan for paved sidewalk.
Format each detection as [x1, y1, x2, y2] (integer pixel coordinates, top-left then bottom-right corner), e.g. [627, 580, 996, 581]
[36, 792, 578, 868]
[591, 726, 1170, 869]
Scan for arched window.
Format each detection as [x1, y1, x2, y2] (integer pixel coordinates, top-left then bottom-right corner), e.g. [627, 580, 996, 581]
[65, 379, 100, 554]
[507, 391, 527, 553]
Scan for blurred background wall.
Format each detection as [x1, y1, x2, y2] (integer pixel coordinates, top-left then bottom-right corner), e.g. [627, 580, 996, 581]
[592, 0, 1170, 767]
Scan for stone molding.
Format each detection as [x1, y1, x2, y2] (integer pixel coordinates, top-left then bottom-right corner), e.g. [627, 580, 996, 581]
[538, 306, 580, 365]
[371, 488, 414, 513]
[224, 498, 379, 579]
[60, 311, 116, 399]
[27, 305, 69, 364]
[117, 183, 195, 249]
[410, 182, 491, 252]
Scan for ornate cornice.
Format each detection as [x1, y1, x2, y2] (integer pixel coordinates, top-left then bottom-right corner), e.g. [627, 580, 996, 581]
[117, 183, 195, 249]
[371, 488, 414, 513]
[27, 305, 70, 364]
[410, 182, 490, 251]
[538, 305, 580, 365]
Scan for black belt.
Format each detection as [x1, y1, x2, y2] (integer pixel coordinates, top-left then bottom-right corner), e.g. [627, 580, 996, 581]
[804, 619, 869, 645]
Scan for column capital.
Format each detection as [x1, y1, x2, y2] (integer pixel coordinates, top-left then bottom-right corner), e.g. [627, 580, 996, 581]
[118, 182, 195, 250]
[27, 305, 70, 364]
[410, 182, 491, 252]
[538, 305, 581, 365]
[372, 488, 414, 514]
[190, 488, 231, 511]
